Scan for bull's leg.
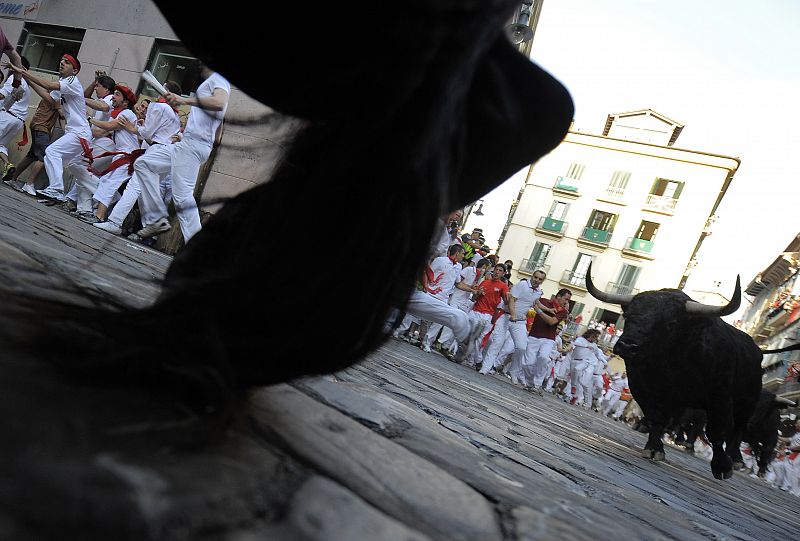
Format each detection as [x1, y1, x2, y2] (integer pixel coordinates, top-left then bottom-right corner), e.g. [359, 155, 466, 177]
[706, 406, 734, 480]
[756, 444, 769, 477]
[642, 411, 666, 461]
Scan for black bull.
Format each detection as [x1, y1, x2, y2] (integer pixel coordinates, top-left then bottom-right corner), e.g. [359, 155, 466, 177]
[587, 263, 800, 479]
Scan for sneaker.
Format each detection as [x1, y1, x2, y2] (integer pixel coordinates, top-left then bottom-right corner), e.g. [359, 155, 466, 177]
[36, 186, 66, 202]
[2, 162, 15, 182]
[63, 199, 77, 213]
[420, 343, 432, 353]
[93, 220, 123, 235]
[132, 217, 171, 240]
[3, 179, 21, 190]
[20, 183, 36, 196]
[76, 210, 101, 224]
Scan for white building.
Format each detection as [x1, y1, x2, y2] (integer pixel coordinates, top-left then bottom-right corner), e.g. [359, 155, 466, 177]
[497, 109, 739, 328]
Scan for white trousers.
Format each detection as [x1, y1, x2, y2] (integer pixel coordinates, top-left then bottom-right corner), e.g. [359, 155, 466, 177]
[570, 358, 592, 405]
[44, 130, 90, 192]
[138, 138, 211, 241]
[483, 316, 528, 374]
[601, 389, 621, 416]
[0, 112, 22, 156]
[528, 337, 556, 387]
[464, 311, 493, 366]
[436, 296, 473, 348]
[404, 290, 471, 343]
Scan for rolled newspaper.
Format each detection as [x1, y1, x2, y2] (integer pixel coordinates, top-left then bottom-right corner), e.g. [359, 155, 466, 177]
[141, 69, 168, 96]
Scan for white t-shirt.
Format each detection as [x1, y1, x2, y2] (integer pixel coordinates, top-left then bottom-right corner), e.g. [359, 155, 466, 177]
[184, 72, 230, 147]
[138, 101, 181, 146]
[51, 75, 90, 136]
[508, 279, 543, 319]
[449, 266, 478, 305]
[112, 109, 140, 153]
[427, 256, 462, 302]
[93, 94, 113, 122]
[1, 77, 29, 118]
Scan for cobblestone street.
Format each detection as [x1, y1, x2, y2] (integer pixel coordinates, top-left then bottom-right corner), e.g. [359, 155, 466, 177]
[0, 185, 798, 540]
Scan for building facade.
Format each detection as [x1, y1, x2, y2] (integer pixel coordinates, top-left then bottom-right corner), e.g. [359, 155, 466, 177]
[497, 110, 739, 330]
[0, 0, 300, 252]
[741, 235, 800, 400]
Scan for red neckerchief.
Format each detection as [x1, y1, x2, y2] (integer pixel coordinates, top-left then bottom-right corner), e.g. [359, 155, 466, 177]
[109, 106, 126, 119]
[158, 97, 180, 115]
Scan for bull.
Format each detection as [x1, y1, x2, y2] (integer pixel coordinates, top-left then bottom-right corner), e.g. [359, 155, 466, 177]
[737, 390, 796, 476]
[586, 263, 800, 479]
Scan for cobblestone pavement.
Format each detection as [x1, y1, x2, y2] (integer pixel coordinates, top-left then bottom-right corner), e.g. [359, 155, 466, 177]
[0, 185, 798, 540]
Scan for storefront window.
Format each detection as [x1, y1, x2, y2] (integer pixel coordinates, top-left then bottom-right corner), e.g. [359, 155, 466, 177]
[18, 24, 85, 75]
[140, 40, 202, 98]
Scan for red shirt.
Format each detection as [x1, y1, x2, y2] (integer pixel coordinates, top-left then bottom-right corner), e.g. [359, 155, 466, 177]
[529, 298, 569, 340]
[473, 279, 509, 314]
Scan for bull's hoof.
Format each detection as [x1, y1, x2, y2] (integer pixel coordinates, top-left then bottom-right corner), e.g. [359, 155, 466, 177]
[723, 469, 733, 479]
[684, 444, 694, 454]
[641, 449, 655, 459]
[712, 467, 734, 480]
[757, 470, 767, 478]
[653, 451, 665, 461]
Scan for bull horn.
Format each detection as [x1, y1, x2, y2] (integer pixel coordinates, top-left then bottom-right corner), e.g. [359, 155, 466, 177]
[585, 262, 634, 305]
[775, 396, 796, 407]
[684, 276, 741, 316]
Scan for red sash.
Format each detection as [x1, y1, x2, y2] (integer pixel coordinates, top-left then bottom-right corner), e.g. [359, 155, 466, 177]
[80, 137, 144, 177]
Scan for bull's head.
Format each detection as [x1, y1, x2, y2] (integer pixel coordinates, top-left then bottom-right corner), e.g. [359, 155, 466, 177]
[585, 263, 741, 359]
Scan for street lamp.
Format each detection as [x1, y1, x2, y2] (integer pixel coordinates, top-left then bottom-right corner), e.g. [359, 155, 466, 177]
[507, 1, 534, 45]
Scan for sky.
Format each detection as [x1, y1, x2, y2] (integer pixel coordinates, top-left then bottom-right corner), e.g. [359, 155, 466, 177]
[464, 0, 800, 304]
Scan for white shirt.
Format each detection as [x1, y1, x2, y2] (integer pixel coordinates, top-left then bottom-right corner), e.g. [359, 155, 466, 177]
[138, 101, 181, 146]
[51, 75, 90, 136]
[1, 77, 29, 118]
[92, 94, 114, 122]
[508, 278, 543, 319]
[449, 266, 478, 305]
[183, 72, 230, 148]
[112, 109, 140, 153]
[610, 376, 628, 393]
[572, 336, 605, 361]
[427, 256, 462, 302]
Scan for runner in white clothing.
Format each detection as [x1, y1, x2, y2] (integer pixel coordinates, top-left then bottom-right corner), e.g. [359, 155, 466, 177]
[482, 269, 549, 375]
[70, 85, 140, 223]
[93, 83, 183, 236]
[133, 66, 230, 242]
[6, 54, 90, 202]
[0, 57, 30, 178]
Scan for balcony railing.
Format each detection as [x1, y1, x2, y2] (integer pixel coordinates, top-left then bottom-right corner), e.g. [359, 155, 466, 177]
[626, 237, 654, 253]
[561, 269, 587, 289]
[519, 259, 550, 275]
[537, 216, 567, 234]
[605, 281, 640, 296]
[553, 176, 581, 193]
[580, 226, 612, 244]
[643, 194, 678, 213]
[604, 186, 626, 200]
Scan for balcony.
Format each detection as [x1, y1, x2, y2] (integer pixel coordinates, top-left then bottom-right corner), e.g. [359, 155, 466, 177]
[518, 259, 551, 276]
[622, 237, 656, 260]
[560, 270, 587, 291]
[577, 227, 612, 250]
[643, 194, 678, 215]
[596, 186, 627, 206]
[535, 216, 567, 239]
[552, 176, 581, 197]
[605, 281, 640, 296]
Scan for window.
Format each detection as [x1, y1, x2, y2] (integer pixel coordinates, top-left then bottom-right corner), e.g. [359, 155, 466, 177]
[587, 210, 617, 232]
[614, 264, 641, 294]
[650, 178, 684, 199]
[18, 24, 85, 75]
[548, 201, 570, 220]
[528, 242, 551, 268]
[139, 40, 202, 98]
[635, 220, 659, 241]
[565, 162, 585, 180]
[606, 170, 631, 198]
